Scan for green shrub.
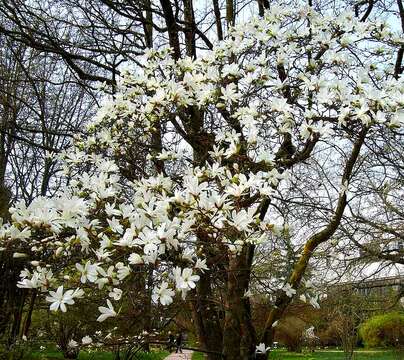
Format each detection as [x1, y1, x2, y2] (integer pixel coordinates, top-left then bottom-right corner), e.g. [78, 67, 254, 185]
[359, 312, 404, 348]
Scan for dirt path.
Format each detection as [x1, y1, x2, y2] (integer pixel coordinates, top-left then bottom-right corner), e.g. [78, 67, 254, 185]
[164, 349, 193, 360]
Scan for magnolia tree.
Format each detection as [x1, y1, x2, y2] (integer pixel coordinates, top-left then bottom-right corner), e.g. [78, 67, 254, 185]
[0, 5, 402, 360]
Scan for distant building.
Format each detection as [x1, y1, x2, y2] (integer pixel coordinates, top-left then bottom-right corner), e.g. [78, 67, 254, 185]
[333, 275, 403, 297]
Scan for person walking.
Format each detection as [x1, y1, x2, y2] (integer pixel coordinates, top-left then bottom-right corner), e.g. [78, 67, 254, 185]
[175, 332, 183, 354]
[167, 332, 175, 351]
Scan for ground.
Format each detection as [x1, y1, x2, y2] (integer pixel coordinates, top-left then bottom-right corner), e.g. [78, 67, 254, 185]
[191, 349, 398, 360]
[164, 349, 193, 360]
[268, 349, 398, 359]
[30, 349, 169, 360]
[28, 348, 399, 360]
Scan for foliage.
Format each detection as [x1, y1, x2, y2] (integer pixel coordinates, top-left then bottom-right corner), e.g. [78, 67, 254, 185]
[359, 312, 404, 348]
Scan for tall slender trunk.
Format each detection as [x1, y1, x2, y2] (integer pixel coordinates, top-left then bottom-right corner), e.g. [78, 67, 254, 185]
[143, 266, 154, 352]
[22, 290, 37, 337]
[226, 0, 235, 28]
[143, 0, 153, 48]
[183, 0, 196, 58]
[9, 289, 26, 346]
[191, 271, 223, 360]
[222, 247, 256, 360]
[160, 0, 181, 60]
[212, 0, 223, 41]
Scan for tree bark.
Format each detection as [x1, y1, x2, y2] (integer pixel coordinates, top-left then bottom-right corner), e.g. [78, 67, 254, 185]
[22, 290, 37, 337]
[191, 270, 223, 360]
[223, 246, 255, 360]
[160, 0, 181, 60]
[213, 0, 223, 41]
[226, 0, 235, 28]
[183, 0, 196, 58]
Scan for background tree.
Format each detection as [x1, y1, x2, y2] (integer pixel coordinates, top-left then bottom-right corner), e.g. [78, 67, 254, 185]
[0, 27, 95, 346]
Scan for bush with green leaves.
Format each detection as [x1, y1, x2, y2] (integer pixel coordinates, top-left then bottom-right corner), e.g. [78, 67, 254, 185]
[359, 312, 404, 348]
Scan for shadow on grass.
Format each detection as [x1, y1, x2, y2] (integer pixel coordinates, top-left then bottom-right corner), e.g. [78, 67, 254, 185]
[29, 349, 169, 360]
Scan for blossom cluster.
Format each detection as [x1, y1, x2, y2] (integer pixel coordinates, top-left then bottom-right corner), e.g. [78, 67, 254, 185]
[0, 5, 402, 321]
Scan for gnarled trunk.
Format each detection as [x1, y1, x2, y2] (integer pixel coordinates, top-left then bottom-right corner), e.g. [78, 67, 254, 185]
[191, 271, 223, 360]
[223, 246, 256, 360]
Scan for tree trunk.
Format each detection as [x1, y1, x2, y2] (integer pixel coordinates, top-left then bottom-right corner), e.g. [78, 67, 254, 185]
[22, 290, 37, 337]
[183, 0, 196, 58]
[143, 266, 154, 352]
[226, 0, 235, 27]
[191, 271, 223, 360]
[222, 256, 243, 359]
[222, 247, 255, 360]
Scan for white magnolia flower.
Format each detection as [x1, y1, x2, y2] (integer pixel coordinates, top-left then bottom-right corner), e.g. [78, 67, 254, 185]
[181, 248, 194, 262]
[152, 282, 175, 305]
[68, 339, 78, 348]
[309, 295, 320, 309]
[128, 253, 143, 265]
[97, 299, 117, 322]
[46, 286, 75, 312]
[222, 63, 240, 77]
[107, 217, 123, 234]
[221, 83, 242, 104]
[271, 97, 290, 113]
[116, 263, 131, 280]
[175, 267, 200, 290]
[109, 288, 123, 301]
[17, 274, 40, 289]
[194, 258, 209, 272]
[305, 279, 313, 288]
[13, 252, 28, 258]
[76, 261, 98, 283]
[282, 283, 296, 297]
[82, 336, 93, 345]
[229, 209, 255, 232]
[389, 111, 404, 127]
[256, 343, 270, 354]
[9, 226, 31, 240]
[72, 288, 85, 299]
[96, 265, 117, 289]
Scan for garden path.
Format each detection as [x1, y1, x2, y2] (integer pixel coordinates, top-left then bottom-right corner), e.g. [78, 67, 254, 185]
[164, 349, 193, 360]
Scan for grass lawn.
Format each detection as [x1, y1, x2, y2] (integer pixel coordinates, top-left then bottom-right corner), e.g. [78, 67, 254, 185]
[191, 352, 205, 360]
[29, 349, 169, 360]
[192, 350, 398, 360]
[268, 349, 397, 360]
